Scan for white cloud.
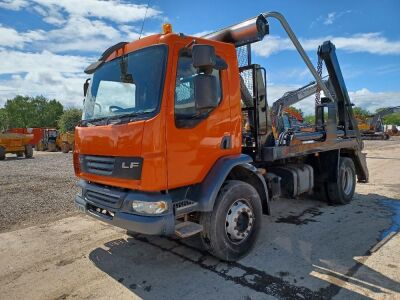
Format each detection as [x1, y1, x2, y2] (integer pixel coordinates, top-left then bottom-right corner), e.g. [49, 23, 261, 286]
[322, 10, 352, 25]
[1, 0, 161, 24]
[0, 72, 86, 108]
[269, 86, 400, 116]
[253, 32, 400, 57]
[349, 89, 400, 113]
[0, 49, 91, 74]
[0, 1, 161, 53]
[0, 0, 164, 108]
[0, 25, 45, 48]
[0, 49, 91, 107]
[45, 16, 124, 53]
[324, 12, 336, 25]
[0, 0, 28, 10]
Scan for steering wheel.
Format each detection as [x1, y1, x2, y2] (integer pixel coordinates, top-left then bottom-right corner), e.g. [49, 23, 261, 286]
[109, 105, 124, 112]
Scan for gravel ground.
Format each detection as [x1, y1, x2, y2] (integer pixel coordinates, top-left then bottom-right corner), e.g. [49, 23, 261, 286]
[0, 151, 78, 232]
[0, 138, 398, 233]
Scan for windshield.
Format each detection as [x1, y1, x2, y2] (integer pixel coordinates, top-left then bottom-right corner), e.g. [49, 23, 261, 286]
[83, 45, 167, 121]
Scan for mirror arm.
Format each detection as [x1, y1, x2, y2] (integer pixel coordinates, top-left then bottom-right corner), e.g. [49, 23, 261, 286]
[83, 78, 90, 97]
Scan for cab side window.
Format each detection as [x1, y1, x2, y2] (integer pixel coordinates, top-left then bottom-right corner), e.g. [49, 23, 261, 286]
[174, 53, 222, 128]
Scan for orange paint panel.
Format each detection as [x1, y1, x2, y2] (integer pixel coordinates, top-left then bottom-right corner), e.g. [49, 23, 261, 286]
[75, 33, 244, 192]
[165, 40, 241, 190]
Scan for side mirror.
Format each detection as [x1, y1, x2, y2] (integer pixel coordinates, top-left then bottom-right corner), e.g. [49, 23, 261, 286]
[83, 78, 90, 97]
[194, 74, 218, 111]
[192, 44, 216, 69]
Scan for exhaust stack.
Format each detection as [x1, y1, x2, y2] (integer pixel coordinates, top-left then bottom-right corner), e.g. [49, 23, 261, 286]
[203, 14, 269, 47]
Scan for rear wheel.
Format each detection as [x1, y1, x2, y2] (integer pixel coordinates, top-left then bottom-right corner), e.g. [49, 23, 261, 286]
[200, 180, 262, 261]
[0, 147, 5, 160]
[24, 144, 33, 158]
[327, 157, 356, 205]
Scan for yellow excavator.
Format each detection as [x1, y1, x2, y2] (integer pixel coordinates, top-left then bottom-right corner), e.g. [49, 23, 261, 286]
[356, 106, 400, 140]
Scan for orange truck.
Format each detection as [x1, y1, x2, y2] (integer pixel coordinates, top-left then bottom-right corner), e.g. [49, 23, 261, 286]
[7, 127, 45, 147]
[74, 12, 368, 261]
[0, 133, 33, 160]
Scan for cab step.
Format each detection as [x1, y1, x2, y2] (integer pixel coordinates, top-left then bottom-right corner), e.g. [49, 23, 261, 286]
[175, 221, 203, 238]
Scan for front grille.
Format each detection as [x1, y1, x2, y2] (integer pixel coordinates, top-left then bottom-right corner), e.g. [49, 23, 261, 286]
[80, 155, 143, 180]
[85, 188, 123, 210]
[84, 155, 115, 176]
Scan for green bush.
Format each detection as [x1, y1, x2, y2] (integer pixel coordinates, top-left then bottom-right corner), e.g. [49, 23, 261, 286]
[57, 108, 82, 133]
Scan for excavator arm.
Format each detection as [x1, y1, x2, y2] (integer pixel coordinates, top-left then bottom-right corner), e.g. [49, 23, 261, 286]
[370, 106, 400, 130]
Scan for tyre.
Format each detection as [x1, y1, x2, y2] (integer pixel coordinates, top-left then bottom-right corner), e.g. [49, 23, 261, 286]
[48, 143, 56, 152]
[61, 142, 70, 153]
[200, 180, 262, 261]
[327, 157, 356, 205]
[24, 144, 33, 158]
[0, 147, 5, 160]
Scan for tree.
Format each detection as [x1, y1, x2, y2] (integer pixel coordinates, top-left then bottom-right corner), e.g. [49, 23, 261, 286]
[57, 108, 82, 133]
[303, 114, 315, 124]
[0, 108, 10, 131]
[375, 107, 400, 125]
[3, 95, 34, 128]
[353, 107, 370, 118]
[2, 95, 63, 128]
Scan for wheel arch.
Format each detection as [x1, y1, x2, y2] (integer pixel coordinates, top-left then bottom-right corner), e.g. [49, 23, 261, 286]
[195, 154, 270, 214]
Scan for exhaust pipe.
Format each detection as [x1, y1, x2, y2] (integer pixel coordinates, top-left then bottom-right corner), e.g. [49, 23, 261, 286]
[203, 14, 269, 47]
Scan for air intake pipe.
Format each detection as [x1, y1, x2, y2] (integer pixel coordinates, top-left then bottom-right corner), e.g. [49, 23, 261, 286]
[202, 14, 269, 47]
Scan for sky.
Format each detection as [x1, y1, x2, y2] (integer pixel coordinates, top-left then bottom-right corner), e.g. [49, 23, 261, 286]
[0, 0, 399, 115]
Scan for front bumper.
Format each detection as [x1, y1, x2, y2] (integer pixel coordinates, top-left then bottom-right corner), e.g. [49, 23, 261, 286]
[75, 180, 175, 235]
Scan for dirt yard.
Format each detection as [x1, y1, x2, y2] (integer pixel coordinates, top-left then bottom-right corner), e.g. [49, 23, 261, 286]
[0, 139, 399, 299]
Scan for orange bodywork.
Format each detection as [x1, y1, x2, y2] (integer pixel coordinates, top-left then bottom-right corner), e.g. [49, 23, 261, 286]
[74, 33, 242, 192]
[7, 127, 48, 146]
[283, 107, 303, 123]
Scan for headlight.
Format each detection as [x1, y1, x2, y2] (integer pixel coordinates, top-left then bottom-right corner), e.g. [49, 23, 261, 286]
[131, 201, 168, 215]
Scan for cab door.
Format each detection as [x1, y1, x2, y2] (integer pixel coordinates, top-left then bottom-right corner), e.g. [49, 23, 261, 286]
[166, 43, 235, 189]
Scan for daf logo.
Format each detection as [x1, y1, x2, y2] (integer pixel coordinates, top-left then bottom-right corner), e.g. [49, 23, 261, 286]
[121, 162, 140, 169]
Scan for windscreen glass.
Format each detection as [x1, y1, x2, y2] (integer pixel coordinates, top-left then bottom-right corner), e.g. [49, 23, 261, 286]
[83, 45, 167, 121]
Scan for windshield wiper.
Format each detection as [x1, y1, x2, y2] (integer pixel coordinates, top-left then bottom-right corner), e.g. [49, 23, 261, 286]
[80, 110, 153, 127]
[108, 111, 153, 125]
[80, 116, 110, 127]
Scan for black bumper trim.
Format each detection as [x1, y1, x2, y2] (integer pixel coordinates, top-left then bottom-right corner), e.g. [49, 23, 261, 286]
[75, 181, 175, 236]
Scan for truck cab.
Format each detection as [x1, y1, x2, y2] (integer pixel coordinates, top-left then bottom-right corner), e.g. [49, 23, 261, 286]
[74, 13, 368, 261]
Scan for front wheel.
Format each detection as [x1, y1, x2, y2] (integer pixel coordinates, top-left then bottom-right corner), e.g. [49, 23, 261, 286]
[200, 180, 262, 261]
[61, 142, 70, 153]
[327, 157, 356, 205]
[0, 147, 5, 160]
